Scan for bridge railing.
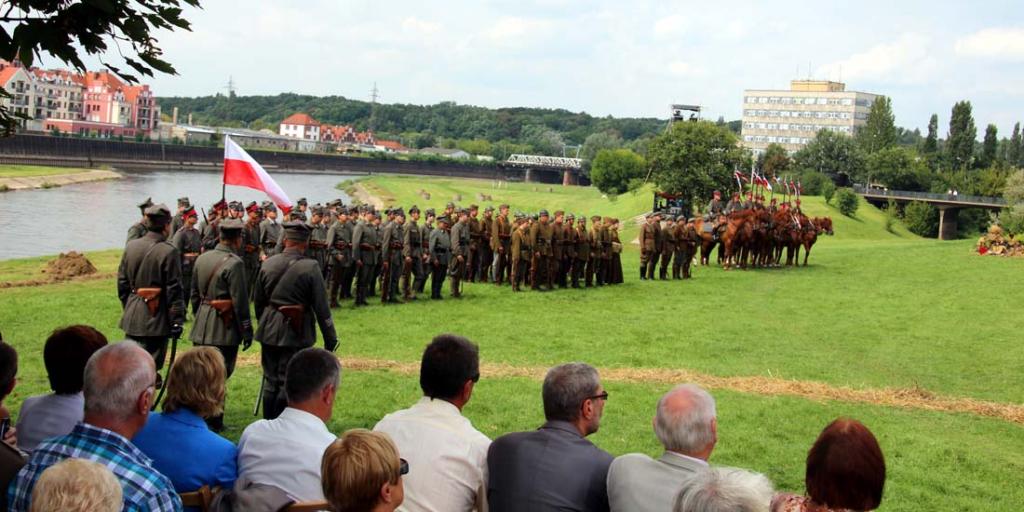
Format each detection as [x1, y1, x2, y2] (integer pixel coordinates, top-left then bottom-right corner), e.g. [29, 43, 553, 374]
[852, 185, 1006, 206]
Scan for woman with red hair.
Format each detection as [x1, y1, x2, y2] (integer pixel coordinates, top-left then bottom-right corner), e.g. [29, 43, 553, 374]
[773, 418, 886, 512]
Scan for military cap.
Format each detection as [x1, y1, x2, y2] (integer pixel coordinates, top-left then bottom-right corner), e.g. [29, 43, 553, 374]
[327, 198, 343, 207]
[458, 208, 469, 215]
[229, 201, 244, 212]
[219, 218, 244, 232]
[499, 203, 510, 209]
[484, 206, 494, 213]
[566, 213, 575, 220]
[263, 202, 277, 213]
[591, 215, 601, 221]
[290, 210, 308, 221]
[138, 197, 154, 210]
[297, 197, 308, 206]
[392, 208, 405, 218]
[424, 208, 436, 217]
[409, 205, 420, 214]
[177, 197, 190, 208]
[469, 204, 479, 211]
[538, 209, 549, 217]
[446, 202, 455, 208]
[312, 206, 326, 216]
[212, 199, 228, 211]
[282, 221, 311, 242]
[578, 216, 587, 223]
[182, 206, 198, 219]
[553, 210, 564, 217]
[645, 212, 655, 219]
[437, 215, 451, 224]
[144, 203, 172, 224]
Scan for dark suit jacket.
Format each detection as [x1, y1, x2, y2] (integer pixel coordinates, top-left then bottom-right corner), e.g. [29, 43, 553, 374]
[487, 420, 614, 512]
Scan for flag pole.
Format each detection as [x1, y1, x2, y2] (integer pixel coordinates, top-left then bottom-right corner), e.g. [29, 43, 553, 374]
[221, 135, 228, 203]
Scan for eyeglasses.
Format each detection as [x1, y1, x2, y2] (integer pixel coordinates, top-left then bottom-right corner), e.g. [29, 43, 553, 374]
[585, 391, 609, 403]
[399, 458, 409, 476]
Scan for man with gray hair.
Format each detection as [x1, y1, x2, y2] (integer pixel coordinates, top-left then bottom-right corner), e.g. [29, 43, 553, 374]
[7, 341, 181, 511]
[487, 362, 613, 512]
[674, 468, 774, 512]
[607, 384, 718, 512]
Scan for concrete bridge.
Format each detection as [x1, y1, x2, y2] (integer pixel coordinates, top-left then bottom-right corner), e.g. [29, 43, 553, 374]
[854, 185, 1007, 240]
[499, 154, 587, 186]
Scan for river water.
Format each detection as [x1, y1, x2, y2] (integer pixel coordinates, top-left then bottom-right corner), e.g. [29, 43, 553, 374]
[0, 169, 355, 259]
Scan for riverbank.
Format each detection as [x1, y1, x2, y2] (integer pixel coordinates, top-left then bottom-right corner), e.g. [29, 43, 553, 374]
[0, 168, 121, 191]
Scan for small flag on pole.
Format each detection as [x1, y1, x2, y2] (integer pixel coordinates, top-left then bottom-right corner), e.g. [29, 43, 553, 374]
[223, 136, 293, 214]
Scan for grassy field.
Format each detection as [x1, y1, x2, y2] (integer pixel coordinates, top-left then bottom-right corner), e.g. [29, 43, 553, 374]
[1, 176, 1022, 511]
[0, 164, 92, 178]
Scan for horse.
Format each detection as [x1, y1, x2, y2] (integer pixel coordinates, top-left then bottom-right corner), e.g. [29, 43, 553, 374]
[797, 217, 834, 266]
[691, 218, 723, 266]
[721, 210, 755, 270]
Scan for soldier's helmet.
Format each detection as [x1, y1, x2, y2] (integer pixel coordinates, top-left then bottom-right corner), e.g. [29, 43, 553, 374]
[713, 190, 721, 197]
[538, 209, 549, 217]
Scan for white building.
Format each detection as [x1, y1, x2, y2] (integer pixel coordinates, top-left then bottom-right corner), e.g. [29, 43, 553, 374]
[279, 112, 321, 140]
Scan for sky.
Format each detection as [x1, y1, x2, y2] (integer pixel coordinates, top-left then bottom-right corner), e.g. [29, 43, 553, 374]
[65, 0, 1024, 136]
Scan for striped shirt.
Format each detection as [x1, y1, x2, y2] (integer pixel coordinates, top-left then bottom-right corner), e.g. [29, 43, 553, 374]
[6, 422, 182, 512]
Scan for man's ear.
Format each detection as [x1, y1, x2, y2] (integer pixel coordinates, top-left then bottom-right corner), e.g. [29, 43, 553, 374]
[138, 387, 153, 415]
[462, 379, 475, 402]
[321, 384, 336, 405]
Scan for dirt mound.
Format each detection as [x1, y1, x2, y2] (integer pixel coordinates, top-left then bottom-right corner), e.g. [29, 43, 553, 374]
[43, 252, 97, 280]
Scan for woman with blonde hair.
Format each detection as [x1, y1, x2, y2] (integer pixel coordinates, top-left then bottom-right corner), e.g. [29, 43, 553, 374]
[321, 429, 407, 512]
[29, 458, 122, 512]
[132, 347, 238, 494]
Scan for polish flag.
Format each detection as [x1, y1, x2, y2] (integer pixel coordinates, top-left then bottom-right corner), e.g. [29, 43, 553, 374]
[223, 136, 292, 214]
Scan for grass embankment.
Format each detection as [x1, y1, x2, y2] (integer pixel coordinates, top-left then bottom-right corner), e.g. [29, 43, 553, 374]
[1, 176, 1022, 511]
[0, 164, 92, 178]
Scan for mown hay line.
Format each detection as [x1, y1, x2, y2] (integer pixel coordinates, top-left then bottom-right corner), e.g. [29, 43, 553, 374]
[236, 355, 1024, 425]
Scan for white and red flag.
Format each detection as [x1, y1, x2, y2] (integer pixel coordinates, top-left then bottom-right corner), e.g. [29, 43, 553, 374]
[223, 136, 292, 214]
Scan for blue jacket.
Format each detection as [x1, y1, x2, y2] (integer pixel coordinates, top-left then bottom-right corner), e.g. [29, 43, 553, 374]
[132, 408, 238, 493]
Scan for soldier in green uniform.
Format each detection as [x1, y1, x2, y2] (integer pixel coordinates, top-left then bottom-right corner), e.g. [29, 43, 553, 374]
[295, 197, 309, 215]
[171, 197, 190, 236]
[550, 211, 567, 288]
[307, 206, 330, 279]
[326, 206, 354, 307]
[725, 191, 744, 214]
[259, 202, 283, 260]
[116, 204, 185, 379]
[477, 205, 494, 283]
[528, 210, 555, 291]
[369, 209, 383, 297]
[254, 221, 337, 420]
[449, 208, 470, 298]
[126, 197, 153, 244]
[639, 213, 658, 280]
[659, 215, 676, 280]
[199, 199, 228, 252]
[466, 205, 482, 282]
[172, 206, 202, 312]
[380, 208, 406, 304]
[429, 215, 452, 300]
[491, 204, 512, 285]
[188, 218, 252, 431]
[415, 209, 435, 294]
[674, 215, 697, 279]
[242, 202, 263, 292]
[572, 215, 589, 288]
[587, 215, 603, 286]
[510, 215, 530, 292]
[352, 207, 380, 307]
[402, 206, 424, 301]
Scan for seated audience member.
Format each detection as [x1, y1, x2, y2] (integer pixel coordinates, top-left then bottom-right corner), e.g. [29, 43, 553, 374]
[608, 384, 719, 512]
[321, 429, 407, 512]
[772, 418, 886, 512]
[29, 458, 123, 512]
[0, 342, 23, 512]
[237, 347, 340, 501]
[487, 362, 613, 512]
[674, 468, 774, 512]
[133, 347, 238, 493]
[17, 325, 108, 453]
[7, 341, 181, 512]
[374, 334, 490, 512]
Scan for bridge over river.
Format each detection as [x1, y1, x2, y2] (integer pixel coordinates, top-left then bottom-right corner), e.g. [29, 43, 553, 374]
[854, 185, 1007, 240]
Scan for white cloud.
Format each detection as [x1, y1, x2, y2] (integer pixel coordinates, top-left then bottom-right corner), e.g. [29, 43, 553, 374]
[653, 15, 688, 39]
[818, 33, 940, 84]
[484, 17, 553, 43]
[401, 17, 441, 35]
[955, 27, 1024, 60]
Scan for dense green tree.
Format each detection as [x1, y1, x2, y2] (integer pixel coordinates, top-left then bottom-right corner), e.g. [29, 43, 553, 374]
[866, 147, 932, 191]
[835, 188, 859, 217]
[903, 201, 938, 237]
[857, 96, 898, 153]
[0, 0, 199, 135]
[922, 114, 940, 155]
[589, 149, 646, 195]
[520, 124, 566, 156]
[580, 131, 623, 162]
[758, 143, 791, 178]
[980, 124, 999, 168]
[1012, 122, 1024, 168]
[646, 121, 744, 201]
[946, 101, 977, 170]
[792, 130, 866, 184]
[625, 133, 655, 158]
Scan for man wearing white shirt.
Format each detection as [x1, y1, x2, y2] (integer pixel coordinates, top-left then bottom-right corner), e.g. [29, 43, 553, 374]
[374, 334, 490, 512]
[237, 348, 340, 501]
[606, 384, 718, 512]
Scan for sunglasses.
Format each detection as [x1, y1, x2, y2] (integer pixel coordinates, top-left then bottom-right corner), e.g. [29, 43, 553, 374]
[585, 391, 609, 403]
[400, 458, 409, 476]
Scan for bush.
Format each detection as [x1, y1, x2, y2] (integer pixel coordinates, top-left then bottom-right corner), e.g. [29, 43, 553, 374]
[884, 199, 897, 233]
[1000, 207, 1024, 236]
[835, 188, 859, 217]
[590, 148, 645, 196]
[798, 170, 831, 195]
[822, 180, 836, 205]
[903, 201, 938, 237]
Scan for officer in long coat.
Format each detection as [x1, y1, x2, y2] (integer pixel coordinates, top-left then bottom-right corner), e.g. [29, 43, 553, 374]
[573, 216, 590, 288]
[117, 204, 185, 376]
[380, 208, 406, 304]
[640, 213, 658, 280]
[449, 209, 470, 297]
[253, 221, 338, 420]
[326, 207, 354, 307]
[529, 210, 555, 291]
[477, 206, 494, 282]
[429, 216, 452, 299]
[259, 202, 283, 259]
[491, 204, 512, 285]
[189, 218, 252, 431]
[402, 206, 425, 300]
[415, 209, 435, 294]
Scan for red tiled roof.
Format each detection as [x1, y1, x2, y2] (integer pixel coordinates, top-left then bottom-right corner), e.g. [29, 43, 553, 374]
[84, 71, 125, 91]
[281, 113, 318, 126]
[0, 67, 22, 86]
[376, 139, 407, 150]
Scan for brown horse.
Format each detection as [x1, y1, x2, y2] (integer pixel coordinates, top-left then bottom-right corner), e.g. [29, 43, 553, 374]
[691, 218, 723, 266]
[721, 210, 755, 270]
[797, 216, 834, 266]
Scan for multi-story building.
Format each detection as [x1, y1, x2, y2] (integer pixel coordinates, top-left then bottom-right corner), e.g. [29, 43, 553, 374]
[279, 113, 321, 140]
[740, 80, 878, 156]
[279, 112, 388, 150]
[0, 65, 33, 122]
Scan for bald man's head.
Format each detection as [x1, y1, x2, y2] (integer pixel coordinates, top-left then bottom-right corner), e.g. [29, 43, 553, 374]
[654, 384, 717, 456]
[83, 341, 155, 421]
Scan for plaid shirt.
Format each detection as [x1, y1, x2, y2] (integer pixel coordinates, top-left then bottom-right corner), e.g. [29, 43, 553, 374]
[7, 422, 182, 512]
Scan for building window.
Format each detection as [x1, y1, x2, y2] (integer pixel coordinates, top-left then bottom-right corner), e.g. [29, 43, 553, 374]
[780, 97, 792, 104]
[816, 98, 827, 105]
[758, 97, 768, 103]
[841, 98, 853, 106]
[744, 135, 753, 142]
[779, 123, 790, 130]
[780, 110, 791, 117]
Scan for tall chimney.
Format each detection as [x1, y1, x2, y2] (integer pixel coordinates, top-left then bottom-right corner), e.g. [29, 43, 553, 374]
[172, 107, 178, 125]
[188, 113, 193, 125]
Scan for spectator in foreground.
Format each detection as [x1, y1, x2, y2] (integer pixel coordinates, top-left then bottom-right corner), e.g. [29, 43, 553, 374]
[607, 384, 719, 512]
[373, 334, 490, 512]
[772, 418, 886, 512]
[237, 347, 340, 501]
[674, 468, 774, 512]
[0, 342, 23, 512]
[132, 347, 238, 493]
[487, 362, 613, 512]
[7, 341, 181, 512]
[28, 458, 122, 512]
[321, 429, 407, 512]
[16, 325, 108, 453]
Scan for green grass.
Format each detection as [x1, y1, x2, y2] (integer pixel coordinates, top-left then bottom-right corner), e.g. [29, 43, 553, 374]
[1, 176, 1022, 511]
[0, 164, 92, 178]
[0, 249, 121, 284]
